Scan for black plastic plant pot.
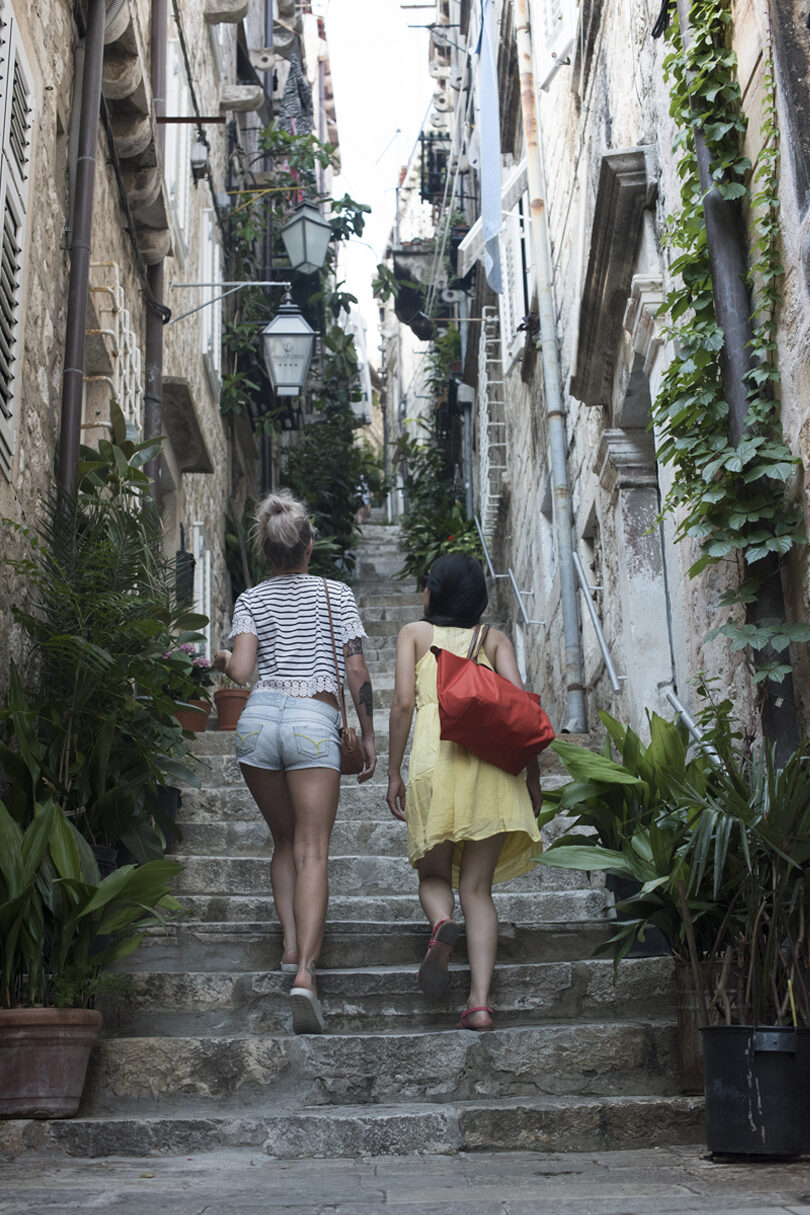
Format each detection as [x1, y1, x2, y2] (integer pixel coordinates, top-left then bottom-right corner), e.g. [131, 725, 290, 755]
[701, 1025, 810, 1157]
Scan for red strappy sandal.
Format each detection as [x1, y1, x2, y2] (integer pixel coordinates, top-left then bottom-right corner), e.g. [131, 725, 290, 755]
[417, 918, 459, 1000]
[457, 1005, 495, 1031]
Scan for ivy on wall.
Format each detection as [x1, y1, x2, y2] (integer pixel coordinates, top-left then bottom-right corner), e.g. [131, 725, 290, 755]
[653, 0, 810, 682]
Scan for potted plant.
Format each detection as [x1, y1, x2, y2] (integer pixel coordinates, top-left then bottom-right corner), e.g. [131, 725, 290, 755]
[537, 702, 810, 1156]
[665, 725, 810, 1158]
[162, 642, 214, 732]
[535, 709, 725, 1093]
[213, 676, 251, 731]
[0, 798, 183, 1118]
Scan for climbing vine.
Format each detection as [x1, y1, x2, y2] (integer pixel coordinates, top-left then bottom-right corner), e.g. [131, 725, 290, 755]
[653, 1, 810, 682]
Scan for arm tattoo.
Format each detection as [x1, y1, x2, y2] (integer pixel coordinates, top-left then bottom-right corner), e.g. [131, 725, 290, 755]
[358, 680, 373, 723]
[345, 638, 364, 656]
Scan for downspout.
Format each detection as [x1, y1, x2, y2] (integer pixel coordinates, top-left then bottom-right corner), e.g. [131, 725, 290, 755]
[58, 0, 106, 499]
[144, 0, 168, 499]
[675, 1, 799, 758]
[513, 0, 587, 733]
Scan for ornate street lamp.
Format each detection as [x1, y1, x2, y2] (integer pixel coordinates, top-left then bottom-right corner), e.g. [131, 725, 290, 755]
[279, 201, 333, 275]
[262, 292, 316, 397]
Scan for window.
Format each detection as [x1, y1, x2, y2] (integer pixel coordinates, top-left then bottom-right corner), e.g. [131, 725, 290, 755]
[499, 193, 530, 367]
[164, 36, 190, 250]
[0, 8, 32, 480]
[200, 208, 222, 390]
[533, 0, 579, 90]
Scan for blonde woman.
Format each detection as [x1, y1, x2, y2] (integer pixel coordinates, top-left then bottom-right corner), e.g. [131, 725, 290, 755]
[214, 491, 376, 1034]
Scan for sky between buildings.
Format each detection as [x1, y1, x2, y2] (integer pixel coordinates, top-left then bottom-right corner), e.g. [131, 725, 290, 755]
[325, 0, 433, 354]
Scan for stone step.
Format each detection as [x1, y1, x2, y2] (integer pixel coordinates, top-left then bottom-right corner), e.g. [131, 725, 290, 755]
[102, 957, 675, 1037]
[171, 854, 593, 897]
[127, 919, 613, 972]
[171, 817, 412, 858]
[0, 1094, 705, 1160]
[75, 1020, 680, 1115]
[177, 766, 570, 818]
[355, 592, 423, 608]
[173, 888, 611, 924]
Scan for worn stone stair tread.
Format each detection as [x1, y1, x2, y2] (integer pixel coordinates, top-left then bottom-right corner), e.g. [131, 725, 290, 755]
[0, 1095, 705, 1160]
[77, 1019, 681, 1116]
[169, 854, 592, 896]
[102, 958, 675, 1037]
[174, 889, 611, 924]
[128, 919, 614, 971]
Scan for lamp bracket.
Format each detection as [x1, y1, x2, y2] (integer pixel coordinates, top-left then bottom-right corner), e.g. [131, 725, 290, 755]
[167, 281, 292, 325]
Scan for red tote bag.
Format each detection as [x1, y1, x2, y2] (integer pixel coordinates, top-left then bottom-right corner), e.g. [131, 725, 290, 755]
[431, 626, 555, 776]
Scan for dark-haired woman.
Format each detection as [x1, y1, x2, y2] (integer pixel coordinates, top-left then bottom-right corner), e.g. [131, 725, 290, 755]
[213, 490, 376, 1035]
[386, 553, 543, 1030]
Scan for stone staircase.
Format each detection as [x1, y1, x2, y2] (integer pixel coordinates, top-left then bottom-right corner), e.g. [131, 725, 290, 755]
[0, 520, 704, 1159]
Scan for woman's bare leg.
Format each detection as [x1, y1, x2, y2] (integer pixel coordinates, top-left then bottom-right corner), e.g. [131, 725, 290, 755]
[416, 839, 456, 930]
[457, 833, 506, 1027]
[285, 766, 341, 991]
[240, 764, 298, 965]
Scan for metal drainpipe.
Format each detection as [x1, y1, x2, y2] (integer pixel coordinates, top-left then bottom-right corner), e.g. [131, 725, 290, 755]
[676, 0, 799, 758]
[58, 0, 106, 499]
[144, 0, 167, 499]
[513, 0, 586, 733]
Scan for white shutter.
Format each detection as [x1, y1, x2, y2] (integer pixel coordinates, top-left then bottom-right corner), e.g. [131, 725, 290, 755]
[200, 208, 222, 388]
[498, 195, 529, 368]
[0, 11, 32, 480]
[533, 0, 578, 90]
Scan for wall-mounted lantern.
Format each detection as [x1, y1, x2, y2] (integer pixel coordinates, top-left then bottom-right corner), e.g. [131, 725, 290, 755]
[190, 140, 209, 183]
[262, 291, 316, 396]
[280, 201, 333, 275]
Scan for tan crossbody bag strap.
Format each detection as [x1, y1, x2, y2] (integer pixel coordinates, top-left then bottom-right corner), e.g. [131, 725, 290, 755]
[466, 623, 490, 663]
[323, 578, 350, 732]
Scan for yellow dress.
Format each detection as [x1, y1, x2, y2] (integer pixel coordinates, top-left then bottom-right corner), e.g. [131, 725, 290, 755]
[405, 625, 543, 886]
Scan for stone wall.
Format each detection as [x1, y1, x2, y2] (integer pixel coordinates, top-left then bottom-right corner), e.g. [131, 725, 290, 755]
[480, 0, 809, 738]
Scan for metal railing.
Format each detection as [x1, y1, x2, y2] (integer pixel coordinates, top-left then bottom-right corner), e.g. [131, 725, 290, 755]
[474, 515, 545, 627]
[571, 551, 622, 694]
[665, 688, 721, 765]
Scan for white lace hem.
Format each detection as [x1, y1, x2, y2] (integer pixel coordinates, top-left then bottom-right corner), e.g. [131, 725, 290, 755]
[254, 675, 340, 698]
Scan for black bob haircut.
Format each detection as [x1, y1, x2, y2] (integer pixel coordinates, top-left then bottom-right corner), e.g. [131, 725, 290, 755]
[424, 553, 488, 628]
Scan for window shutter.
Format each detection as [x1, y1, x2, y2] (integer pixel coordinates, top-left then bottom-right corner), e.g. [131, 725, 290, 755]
[498, 196, 529, 368]
[0, 12, 32, 480]
[534, 0, 578, 90]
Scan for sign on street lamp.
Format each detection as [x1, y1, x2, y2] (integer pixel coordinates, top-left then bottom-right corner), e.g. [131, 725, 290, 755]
[262, 292, 316, 396]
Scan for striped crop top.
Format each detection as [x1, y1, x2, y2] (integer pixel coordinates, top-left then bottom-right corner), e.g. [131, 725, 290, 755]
[227, 574, 367, 699]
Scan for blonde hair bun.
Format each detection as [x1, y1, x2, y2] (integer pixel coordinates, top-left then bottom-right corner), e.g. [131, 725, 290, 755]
[255, 490, 313, 570]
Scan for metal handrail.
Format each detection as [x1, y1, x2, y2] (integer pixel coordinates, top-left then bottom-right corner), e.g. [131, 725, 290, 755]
[473, 516, 545, 627]
[665, 689, 721, 765]
[571, 551, 621, 694]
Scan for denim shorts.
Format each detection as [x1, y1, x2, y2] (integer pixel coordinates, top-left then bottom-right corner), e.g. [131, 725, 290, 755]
[233, 691, 342, 772]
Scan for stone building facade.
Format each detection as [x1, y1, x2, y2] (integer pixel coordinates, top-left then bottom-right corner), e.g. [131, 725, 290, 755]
[0, 0, 337, 682]
[382, 0, 810, 740]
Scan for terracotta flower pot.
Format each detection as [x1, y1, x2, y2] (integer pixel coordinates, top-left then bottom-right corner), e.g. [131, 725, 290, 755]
[175, 698, 209, 731]
[0, 1007, 103, 1119]
[214, 687, 251, 730]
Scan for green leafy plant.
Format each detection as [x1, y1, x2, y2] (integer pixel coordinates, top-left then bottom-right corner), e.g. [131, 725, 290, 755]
[0, 797, 183, 1009]
[1, 408, 203, 860]
[654, 4, 810, 681]
[393, 426, 482, 584]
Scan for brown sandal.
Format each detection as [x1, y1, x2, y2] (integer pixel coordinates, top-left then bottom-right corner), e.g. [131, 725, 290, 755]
[457, 1005, 495, 1031]
[417, 918, 459, 999]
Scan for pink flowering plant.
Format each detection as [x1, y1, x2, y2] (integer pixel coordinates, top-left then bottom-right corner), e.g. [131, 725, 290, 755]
[162, 641, 216, 699]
